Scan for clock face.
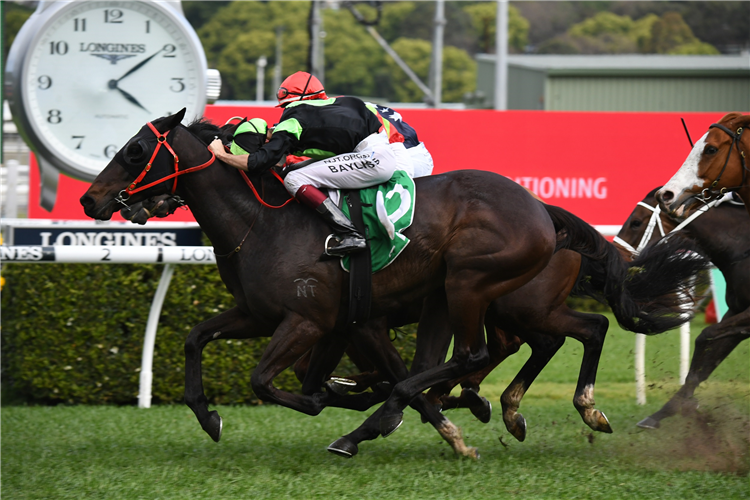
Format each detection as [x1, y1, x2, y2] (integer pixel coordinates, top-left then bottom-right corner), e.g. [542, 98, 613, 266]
[21, 1, 207, 180]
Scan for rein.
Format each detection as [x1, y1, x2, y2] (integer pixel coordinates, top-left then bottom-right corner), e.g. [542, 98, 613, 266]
[701, 123, 748, 201]
[239, 169, 296, 209]
[116, 122, 216, 207]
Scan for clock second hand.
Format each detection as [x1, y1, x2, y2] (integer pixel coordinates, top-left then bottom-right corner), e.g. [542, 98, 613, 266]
[107, 47, 165, 113]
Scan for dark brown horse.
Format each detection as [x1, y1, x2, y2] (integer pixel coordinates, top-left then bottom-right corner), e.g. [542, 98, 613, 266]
[80, 109, 561, 454]
[127, 192, 711, 451]
[658, 112, 750, 221]
[125, 185, 712, 446]
[616, 188, 749, 429]
[81, 110, 707, 457]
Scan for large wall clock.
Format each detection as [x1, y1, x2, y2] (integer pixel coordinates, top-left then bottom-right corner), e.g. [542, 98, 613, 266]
[5, 0, 221, 210]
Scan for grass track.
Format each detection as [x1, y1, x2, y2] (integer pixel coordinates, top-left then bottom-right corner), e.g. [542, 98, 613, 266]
[3, 314, 749, 499]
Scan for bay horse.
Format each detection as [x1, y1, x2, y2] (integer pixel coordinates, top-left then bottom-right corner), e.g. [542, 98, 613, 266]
[126, 190, 711, 449]
[615, 188, 750, 429]
[125, 188, 713, 446]
[80, 110, 706, 456]
[658, 112, 750, 221]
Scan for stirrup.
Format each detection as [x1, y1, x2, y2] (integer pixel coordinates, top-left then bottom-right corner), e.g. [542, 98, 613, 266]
[324, 234, 366, 257]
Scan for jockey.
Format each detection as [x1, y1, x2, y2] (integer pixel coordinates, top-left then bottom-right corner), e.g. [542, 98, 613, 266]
[276, 71, 433, 178]
[209, 75, 402, 257]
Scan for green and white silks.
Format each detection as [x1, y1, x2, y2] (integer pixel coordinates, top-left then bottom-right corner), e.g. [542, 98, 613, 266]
[340, 170, 415, 273]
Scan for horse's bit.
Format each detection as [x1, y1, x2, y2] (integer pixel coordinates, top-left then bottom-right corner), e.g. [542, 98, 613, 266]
[700, 123, 747, 202]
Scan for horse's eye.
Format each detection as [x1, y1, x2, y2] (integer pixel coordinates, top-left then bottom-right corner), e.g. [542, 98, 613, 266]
[703, 145, 718, 155]
[125, 139, 149, 164]
[629, 220, 643, 229]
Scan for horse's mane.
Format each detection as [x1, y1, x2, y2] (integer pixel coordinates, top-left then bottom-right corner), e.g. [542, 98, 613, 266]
[186, 118, 234, 144]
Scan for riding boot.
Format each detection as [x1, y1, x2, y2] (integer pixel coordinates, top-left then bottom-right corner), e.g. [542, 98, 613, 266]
[315, 198, 367, 256]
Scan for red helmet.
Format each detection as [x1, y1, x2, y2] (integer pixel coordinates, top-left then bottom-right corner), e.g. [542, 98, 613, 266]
[276, 71, 328, 108]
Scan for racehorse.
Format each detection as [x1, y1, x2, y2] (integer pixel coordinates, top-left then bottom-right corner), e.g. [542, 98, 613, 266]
[658, 112, 750, 221]
[125, 189, 712, 447]
[615, 188, 749, 429]
[126, 191, 711, 450]
[80, 110, 707, 456]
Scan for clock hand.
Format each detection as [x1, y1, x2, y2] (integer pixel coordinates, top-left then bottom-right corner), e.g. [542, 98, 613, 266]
[108, 80, 149, 112]
[115, 48, 164, 83]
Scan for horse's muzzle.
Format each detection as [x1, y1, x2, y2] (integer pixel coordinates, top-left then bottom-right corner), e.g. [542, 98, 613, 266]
[80, 193, 114, 220]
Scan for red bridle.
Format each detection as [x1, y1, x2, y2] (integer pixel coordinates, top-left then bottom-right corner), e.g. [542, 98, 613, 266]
[117, 121, 216, 205]
[116, 120, 295, 212]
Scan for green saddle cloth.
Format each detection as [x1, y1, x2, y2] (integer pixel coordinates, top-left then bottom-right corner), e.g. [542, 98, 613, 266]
[340, 170, 416, 273]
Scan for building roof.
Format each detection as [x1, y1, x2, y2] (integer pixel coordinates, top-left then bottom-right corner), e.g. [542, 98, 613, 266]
[477, 53, 750, 77]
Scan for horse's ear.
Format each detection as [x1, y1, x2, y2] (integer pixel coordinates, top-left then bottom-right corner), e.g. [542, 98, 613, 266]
[157, 108, 187, 132]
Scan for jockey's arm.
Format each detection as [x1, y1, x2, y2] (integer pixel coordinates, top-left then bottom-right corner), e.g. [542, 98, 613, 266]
[209, 132, 292, 173]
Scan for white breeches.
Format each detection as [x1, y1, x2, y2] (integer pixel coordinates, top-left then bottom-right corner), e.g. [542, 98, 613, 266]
[408, 142, 434, 178]
[284, 131, 399, 196]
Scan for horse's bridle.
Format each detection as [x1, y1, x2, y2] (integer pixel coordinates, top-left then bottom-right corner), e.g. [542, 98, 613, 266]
[614, 199, 718, 258]
[115, 121, 216, 208]
[613, 202, 668, 257]
[700, 123, 748, 201]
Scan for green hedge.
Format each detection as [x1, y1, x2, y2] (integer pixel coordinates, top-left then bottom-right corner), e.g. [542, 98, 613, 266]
[1, 263, 417, 405]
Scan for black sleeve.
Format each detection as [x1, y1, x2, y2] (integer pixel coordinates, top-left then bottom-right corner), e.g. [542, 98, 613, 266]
[246, 132, 294, 173]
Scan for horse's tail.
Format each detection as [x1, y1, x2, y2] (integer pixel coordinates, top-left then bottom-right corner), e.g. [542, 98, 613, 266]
[543, 204, 710, 334]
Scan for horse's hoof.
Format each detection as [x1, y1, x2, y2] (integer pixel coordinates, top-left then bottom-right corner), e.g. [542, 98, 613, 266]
[507, 413, 527, 442]
[470, 398, 492, 424]
[325, 377, 357, 396]
[202, 410, 223, 442]
[636, 416, 660, 430]
[380, 413, 404, 437]
[327, 437, 359, 458]
[595, 410, 613, 433]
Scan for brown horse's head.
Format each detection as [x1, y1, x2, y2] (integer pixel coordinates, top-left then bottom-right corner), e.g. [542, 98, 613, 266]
[614, 187, 678, 262]
[80, 108, 190, 220]
[657, 112, 750, 217]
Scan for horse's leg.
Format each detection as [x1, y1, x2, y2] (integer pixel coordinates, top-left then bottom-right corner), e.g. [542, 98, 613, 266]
[250, 314, 334, 415]
[298, 331, 349, 395]
[184, 307, 269, 442]
[565, 310, 612, 434]
[376, 288, 493, 437]
[436, 322, 524, 424]
[292, 337, 383, 396]
[638, 309, 750, 429]
[327, 314, 478, 459]
[374, 237, 554, 436]
[499, 330, 565, 441]
[325, 343, 384, 395]
[252, 315, 391, 414]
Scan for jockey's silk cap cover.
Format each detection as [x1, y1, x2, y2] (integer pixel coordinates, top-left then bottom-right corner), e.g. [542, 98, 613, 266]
[231, 118, 268, 155]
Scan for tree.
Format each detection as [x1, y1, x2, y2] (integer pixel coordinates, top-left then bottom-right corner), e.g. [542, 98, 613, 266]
[643, 12, 719, 55]
[198, 2, 312, 100]
[538, 10, 718, 55]
[3, 2, 33, 61]
[384, 38, 476, 103]
[462, 2, 530, 53]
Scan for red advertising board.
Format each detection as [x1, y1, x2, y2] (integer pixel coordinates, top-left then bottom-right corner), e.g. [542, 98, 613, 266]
[28, 106, 726, 227]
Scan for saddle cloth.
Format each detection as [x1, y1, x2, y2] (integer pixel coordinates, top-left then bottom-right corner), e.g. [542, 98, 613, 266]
[333, 170, 415, 273]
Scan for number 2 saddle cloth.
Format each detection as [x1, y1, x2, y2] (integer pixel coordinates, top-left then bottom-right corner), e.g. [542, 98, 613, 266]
[335, 170, 415, 273]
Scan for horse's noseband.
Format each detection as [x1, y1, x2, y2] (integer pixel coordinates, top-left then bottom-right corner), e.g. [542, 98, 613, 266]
[701, 123, 747, 201]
